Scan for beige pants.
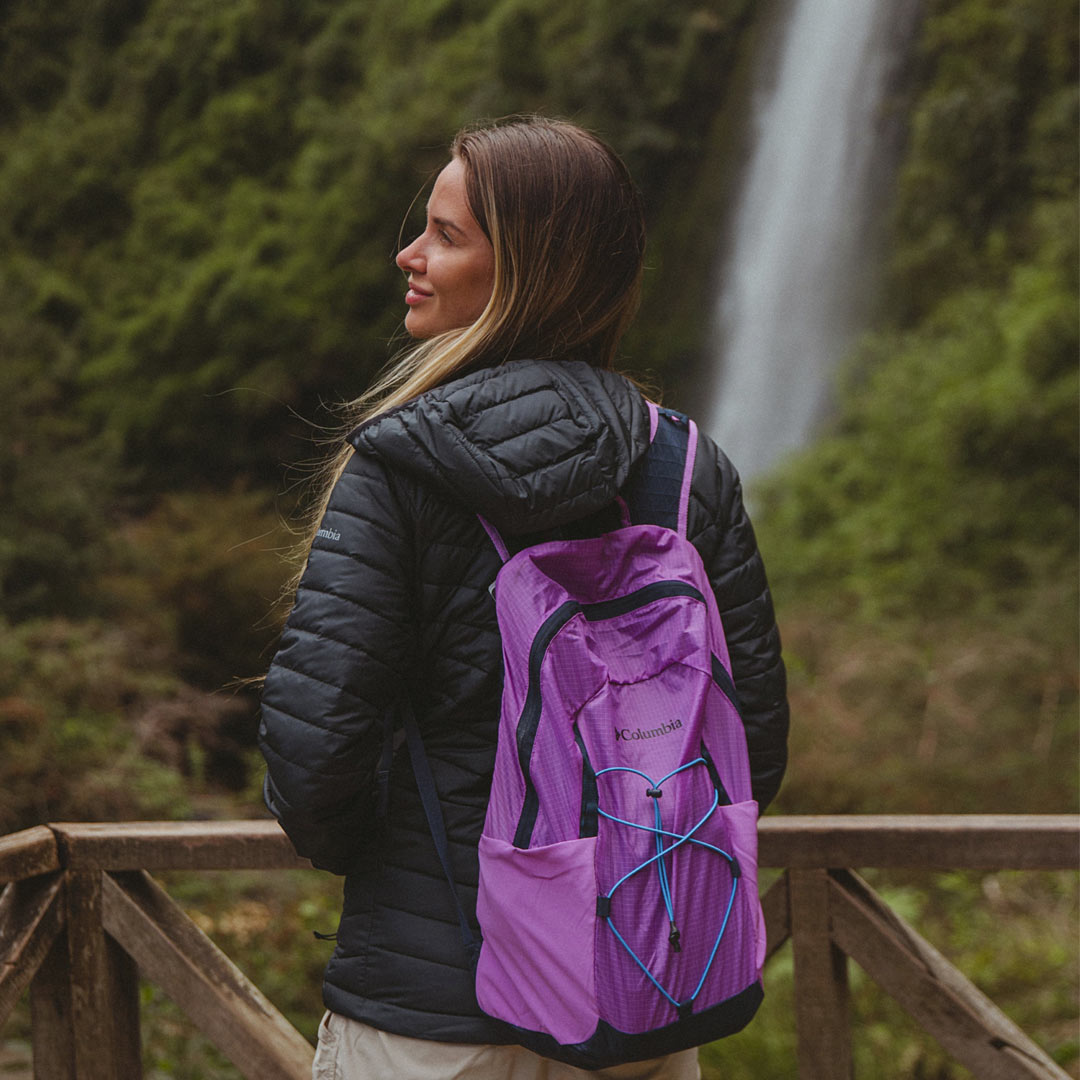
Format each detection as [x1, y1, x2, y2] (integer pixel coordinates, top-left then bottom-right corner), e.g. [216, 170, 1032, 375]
[312, 1011, 702, 1080]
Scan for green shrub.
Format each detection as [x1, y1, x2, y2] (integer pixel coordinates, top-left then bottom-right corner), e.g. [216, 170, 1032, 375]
[0, 617, 189, 832]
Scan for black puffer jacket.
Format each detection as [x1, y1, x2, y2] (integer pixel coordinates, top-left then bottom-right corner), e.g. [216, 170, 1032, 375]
[259, 359, 788, 1044]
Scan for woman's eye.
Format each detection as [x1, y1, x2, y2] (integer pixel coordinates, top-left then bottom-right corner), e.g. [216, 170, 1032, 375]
[438, 229, 453, 245]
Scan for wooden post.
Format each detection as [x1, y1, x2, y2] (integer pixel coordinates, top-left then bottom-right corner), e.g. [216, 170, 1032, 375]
[64, 871, 142, 1080]
[30, 931, 76, 1080]
[790, 868, 852, 1079]
[761, 871, 792, 964]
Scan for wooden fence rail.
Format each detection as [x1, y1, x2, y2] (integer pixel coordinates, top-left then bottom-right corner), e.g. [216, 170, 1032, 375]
[0, 816, 1076, 1079]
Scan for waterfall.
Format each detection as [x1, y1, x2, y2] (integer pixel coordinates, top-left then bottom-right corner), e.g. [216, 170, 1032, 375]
[706, 0, 919, 480]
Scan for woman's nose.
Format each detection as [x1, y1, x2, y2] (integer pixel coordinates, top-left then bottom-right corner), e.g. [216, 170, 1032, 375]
[396, 237, 424, 273]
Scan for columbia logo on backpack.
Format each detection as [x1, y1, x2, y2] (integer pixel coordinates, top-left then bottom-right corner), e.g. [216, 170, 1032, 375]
[405, 403, 766, 1070]
[614, 719, 684, 742]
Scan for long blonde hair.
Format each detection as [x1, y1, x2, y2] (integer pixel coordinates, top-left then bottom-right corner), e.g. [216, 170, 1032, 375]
[292, 116, 646, 578]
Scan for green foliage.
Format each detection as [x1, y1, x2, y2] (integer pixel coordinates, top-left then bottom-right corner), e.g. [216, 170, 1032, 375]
[0, 479, 293, 826]
[0, 616, 189, 832]
[0, 0, 751, 493]
[101, 488, 295, 688]
[756, 252, 1078, 616]
[773, 593, 1078, 817]
[0, 263, 118, 619]
[887, 0, 1078, 323]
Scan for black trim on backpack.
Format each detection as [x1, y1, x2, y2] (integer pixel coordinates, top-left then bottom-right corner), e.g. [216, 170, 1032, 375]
[573, 723, 599, 838]
[581, 580, 705, 621]
[710, 652, 742, 713]
[699, 739, 732, 807]
[503, 978, 764, 1071]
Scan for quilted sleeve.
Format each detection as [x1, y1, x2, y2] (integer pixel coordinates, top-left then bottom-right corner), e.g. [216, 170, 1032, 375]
[687, 432, 789, 812]
[258, 450, 413, 873]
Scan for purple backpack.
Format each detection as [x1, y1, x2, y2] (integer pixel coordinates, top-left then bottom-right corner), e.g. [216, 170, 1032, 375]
[407, 405, 765, 1069]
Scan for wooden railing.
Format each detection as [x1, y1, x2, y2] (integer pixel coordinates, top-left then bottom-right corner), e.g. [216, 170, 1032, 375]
[1, 816, 1076, 1079]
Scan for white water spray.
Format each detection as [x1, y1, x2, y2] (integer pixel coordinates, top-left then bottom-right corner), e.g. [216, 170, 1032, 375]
[707, 0, 918, 480]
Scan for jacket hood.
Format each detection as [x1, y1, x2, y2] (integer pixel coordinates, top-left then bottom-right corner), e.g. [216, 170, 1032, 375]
[348, 359, 651, 536]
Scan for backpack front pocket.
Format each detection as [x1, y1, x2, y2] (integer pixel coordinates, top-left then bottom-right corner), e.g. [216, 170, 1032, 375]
[475, 833, 600, 1045]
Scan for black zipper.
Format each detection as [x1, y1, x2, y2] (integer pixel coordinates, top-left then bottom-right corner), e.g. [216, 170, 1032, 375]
[710, 652, 742, 713]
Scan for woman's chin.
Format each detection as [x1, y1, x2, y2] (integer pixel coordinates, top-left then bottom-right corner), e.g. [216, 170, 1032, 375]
[404, 312, 435, 339]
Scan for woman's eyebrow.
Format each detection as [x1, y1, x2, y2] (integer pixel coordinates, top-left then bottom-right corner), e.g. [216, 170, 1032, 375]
[430, 213, 467, 238]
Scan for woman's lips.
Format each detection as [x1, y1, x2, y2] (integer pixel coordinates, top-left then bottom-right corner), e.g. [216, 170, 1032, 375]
[405, 285, 432, 305]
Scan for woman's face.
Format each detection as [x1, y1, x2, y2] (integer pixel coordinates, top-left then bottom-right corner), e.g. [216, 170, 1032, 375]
[396, 157, 495, 339]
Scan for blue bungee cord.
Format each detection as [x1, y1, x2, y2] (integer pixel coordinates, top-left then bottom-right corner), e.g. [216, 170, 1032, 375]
[593, 760, 740, 1012]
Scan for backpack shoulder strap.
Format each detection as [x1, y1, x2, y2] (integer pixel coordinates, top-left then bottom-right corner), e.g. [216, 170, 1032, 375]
[622, 401, 698, 537]
[477, 514, 510, 563]
[401, 700, 482, 969]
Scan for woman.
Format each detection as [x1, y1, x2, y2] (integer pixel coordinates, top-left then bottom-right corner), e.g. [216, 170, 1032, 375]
[259, 116, 789, 1079]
